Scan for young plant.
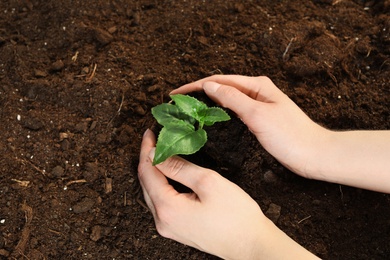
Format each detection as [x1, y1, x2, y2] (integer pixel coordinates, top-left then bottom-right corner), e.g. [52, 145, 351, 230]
[151, 94, 231, 165]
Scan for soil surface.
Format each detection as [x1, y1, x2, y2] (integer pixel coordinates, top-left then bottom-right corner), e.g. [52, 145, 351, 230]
[0, 0, 389, 259]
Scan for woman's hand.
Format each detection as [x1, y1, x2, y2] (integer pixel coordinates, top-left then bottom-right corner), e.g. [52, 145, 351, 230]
[138, 129, 266, 259]
[172, 75, 390, 193]
[138, 129, 317, 259]
[171, 75, 327, 178]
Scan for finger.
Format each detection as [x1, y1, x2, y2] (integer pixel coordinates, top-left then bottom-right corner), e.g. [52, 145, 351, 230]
[140, 184, 156, 216]
[150, 149, 214, 198]
[202, 81, 263, 123]
[171, 75, 284, 103]
[138, 129, 178, 203]
[139, 129, 157, 163]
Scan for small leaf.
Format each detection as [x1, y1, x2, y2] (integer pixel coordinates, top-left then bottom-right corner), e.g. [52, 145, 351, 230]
[170, 94, 207, 120]
[152, 103, 195, 128]
[151, 94, 231, 165]
[153, 126, 207, 165]
[202, 107, 231, 126]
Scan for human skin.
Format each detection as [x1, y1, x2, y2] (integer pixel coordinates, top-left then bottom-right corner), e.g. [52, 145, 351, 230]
[138, 75, 389, 259]
[138, 129, 318, 259]
[172, 75, 390, 193]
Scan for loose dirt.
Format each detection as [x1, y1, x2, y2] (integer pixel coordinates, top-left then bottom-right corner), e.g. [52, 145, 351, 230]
[0, 1, 389, 259]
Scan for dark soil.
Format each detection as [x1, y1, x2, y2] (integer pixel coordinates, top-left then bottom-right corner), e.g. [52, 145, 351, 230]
[0, 0, 389, 259]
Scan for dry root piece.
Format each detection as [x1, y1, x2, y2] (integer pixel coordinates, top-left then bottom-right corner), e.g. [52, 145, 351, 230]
[64, 179, 87, 190]
[11, 179, 30, 187]
[105, 178, 112, 194]
[12, 203, 33, 257]
[86, 63, 97, 83]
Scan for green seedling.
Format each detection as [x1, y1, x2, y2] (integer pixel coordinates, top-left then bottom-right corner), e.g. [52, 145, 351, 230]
[151, 94, 231, 165]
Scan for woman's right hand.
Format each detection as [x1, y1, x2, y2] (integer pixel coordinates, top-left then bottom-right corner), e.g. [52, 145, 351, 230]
[171, 75, 327, 178]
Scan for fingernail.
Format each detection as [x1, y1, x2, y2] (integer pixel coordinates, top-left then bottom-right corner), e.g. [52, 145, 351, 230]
[148, 148, 156, 161]
[143, 128, 150, 137]
[203, 81, 220, 93]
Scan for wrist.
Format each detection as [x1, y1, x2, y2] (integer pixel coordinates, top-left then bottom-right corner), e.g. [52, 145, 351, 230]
[251, 217, 319, 259]
[283, 123, 331, 180]
[300, 126, 334, 180]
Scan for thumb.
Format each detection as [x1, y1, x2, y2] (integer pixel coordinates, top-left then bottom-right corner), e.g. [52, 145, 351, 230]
[149, 148, 213, 196]
[202, 81, 260, 121]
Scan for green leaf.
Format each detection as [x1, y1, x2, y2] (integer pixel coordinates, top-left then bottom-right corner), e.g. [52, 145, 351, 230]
[201, 107, 231, 126]
[151, 94, 231, 165]
[170, 94, 207, 121]
[151, 103, 195, 128]
[153, 126, 207, 165]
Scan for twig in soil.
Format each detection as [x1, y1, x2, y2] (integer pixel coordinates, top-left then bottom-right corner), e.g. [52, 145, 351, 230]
[379, 59, 389, 71]
[339, 185, 344, 202]
[86, 63, 97, 83]
[298, 215, 312, 224]
[11, 179, 30, 187]
[185, 28, 193, 43]
[105, 177, 112, 194]
[65, 179, 87, 186]
[107, 91, 125, 127]
[12, 203, 33, 257]
[282, 37, 296, 61]
[136, 192, 149, 211]
[71, 51, 79, 62]
[366, 48, 371, 58]
[325, 65, 338, 84]
[22, 202, 33, 225]
[64, 179, 87, 190]
[133, 183, 148, 210]
[209, 68, 223, 75]
[15, 157, 46, 176]
[48, 229, 62, 236]
[332, 0, 343, 5]
[136, 197, 149, 211]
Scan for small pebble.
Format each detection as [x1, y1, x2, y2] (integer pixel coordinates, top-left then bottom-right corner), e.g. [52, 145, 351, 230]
[93, 28, 113, 46]
[85, 162, 99, 174]
[313, 200, 321, 206]
[72, 197, 96, 214]
[22, 117, 44, 130]
[34, 69, 47, 78]
[265, 203, 281, 223]
[96, 133, 109, 144]
[108, 26, 117, 34]
[51, 165, 65, 177]
[75, 121, 89, 132]
[61, 139, 71, 151]
[147, 84, 160, 92]
[90, 225, 103, 241]
[135, 106, 146, 116]
[51, 60, 64, 71]
[263, 170, 278, 183]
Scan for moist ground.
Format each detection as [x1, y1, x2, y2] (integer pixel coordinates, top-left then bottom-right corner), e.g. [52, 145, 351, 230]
[0, 1, 389, 259]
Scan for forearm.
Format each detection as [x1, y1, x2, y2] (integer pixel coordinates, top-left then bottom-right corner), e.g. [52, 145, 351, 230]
[247, 217, 319, 260]
[307, 129, 390, 193]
